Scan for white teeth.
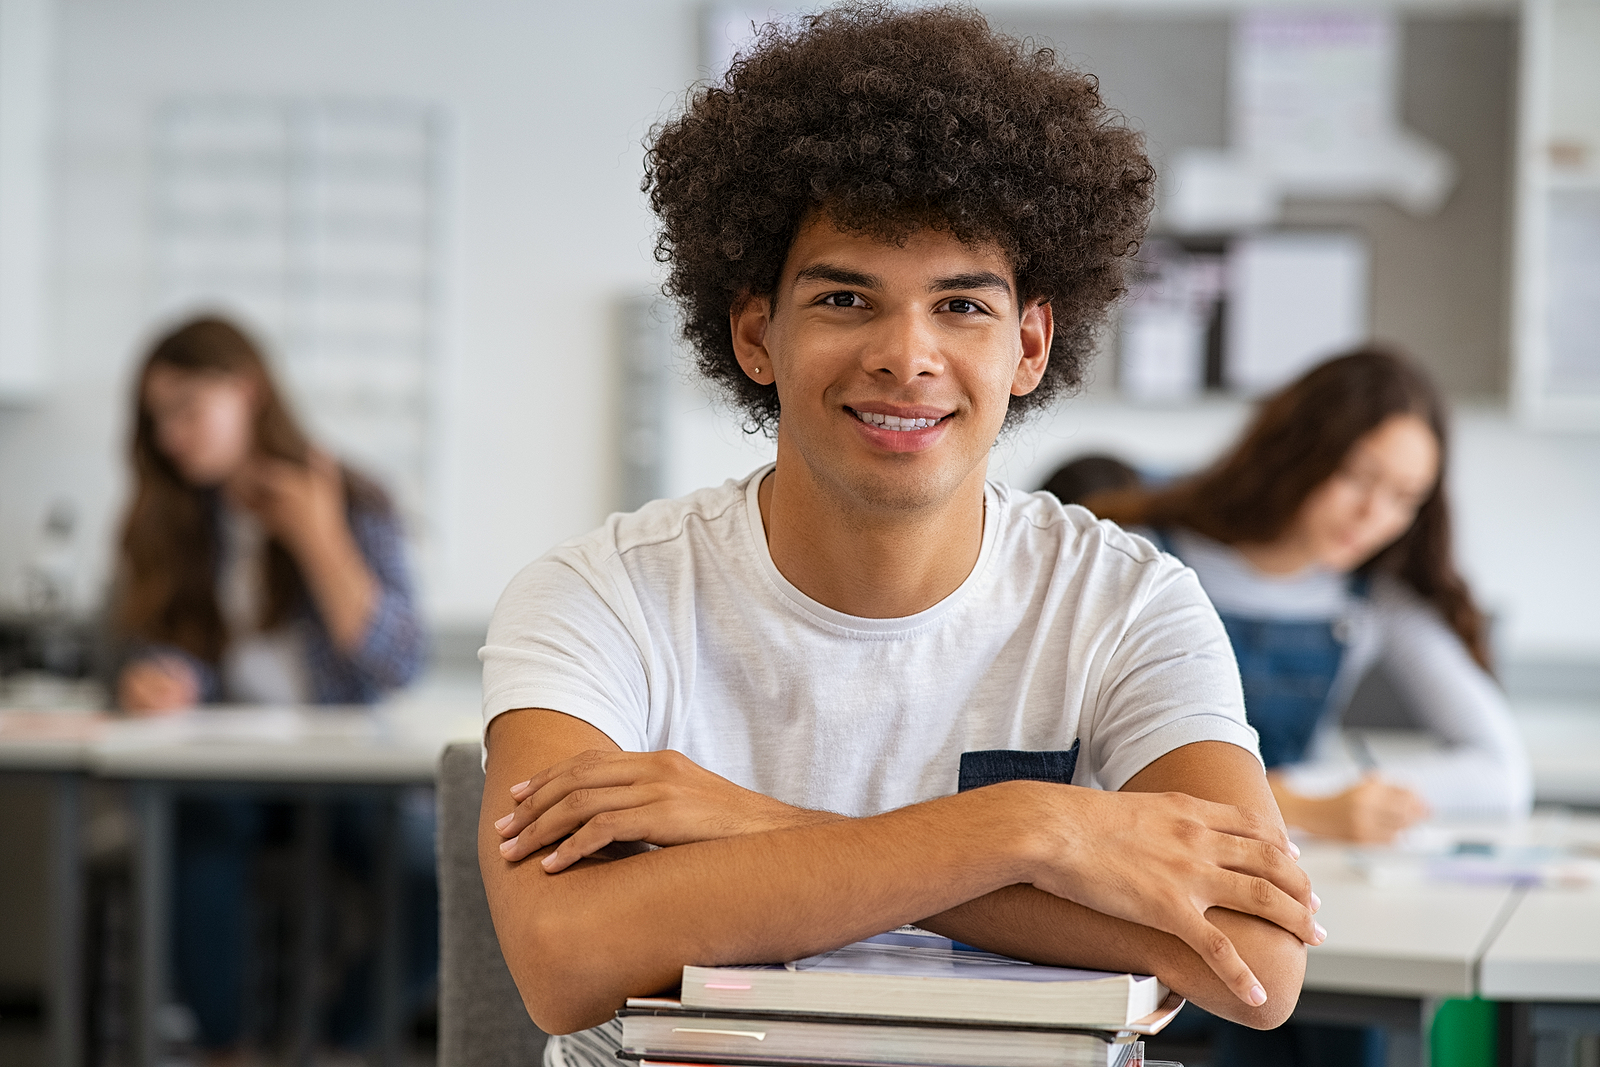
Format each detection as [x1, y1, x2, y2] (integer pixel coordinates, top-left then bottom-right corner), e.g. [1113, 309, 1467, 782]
[854, 410, 941, 431]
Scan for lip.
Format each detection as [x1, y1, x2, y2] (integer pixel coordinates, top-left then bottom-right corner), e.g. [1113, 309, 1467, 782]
[844, 403, 954, 454]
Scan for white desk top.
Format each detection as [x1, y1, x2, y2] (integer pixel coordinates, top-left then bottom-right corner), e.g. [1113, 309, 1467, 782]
[1300, 841, 1516, 998]
[1303, 813, 1600, 1001]
[1481, 816, 1600, 1001]
[0, 675, 481, 783]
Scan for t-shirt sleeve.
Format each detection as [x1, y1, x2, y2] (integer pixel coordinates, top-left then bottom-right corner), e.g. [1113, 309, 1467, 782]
[479, 550, 651, 753]
[1087, 563, 1260, 791]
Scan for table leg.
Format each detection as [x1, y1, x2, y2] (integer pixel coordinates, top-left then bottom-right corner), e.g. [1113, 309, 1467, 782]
[290, 796, 327, 1067]
[374, 789, 404, 1067]
[132, 782, 172, 1067]
[47, 773, 83, 1067]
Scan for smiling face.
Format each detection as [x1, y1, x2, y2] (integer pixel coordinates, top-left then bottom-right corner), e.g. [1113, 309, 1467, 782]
[142, 364, 258, 487]
[1290, 413, 1440, 572]
[731, 215, 1052, 517]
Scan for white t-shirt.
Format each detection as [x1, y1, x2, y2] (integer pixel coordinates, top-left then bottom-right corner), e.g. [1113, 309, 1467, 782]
[217, 504, 310, 705]
[481, 465, 1258, 811]
[481, 467, 1260, 1065]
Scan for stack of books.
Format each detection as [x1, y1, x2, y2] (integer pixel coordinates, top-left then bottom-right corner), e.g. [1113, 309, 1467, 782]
[615, 927, 1185, 1067]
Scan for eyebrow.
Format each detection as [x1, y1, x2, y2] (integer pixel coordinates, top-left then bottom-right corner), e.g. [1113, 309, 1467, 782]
[929, 271, 1012, 296]
[791, 264, 1013, 296]
[793, 264, 883, 290]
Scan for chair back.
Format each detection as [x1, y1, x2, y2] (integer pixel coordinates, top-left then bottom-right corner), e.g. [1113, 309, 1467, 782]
[437, 741, 547, 1065]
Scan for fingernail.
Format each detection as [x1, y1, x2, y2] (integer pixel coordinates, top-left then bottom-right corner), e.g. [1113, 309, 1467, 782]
[498, 839, 515, 853]
[511, 780, 530, 793]
[1314, 922, 1327, 943]
[1288, 840, 1301, 859]
[540, 852, 559, 870]
[1310, 892, 1322, 911]
[494, 814, 512, 831]
[1249, 985, 1267, 1006]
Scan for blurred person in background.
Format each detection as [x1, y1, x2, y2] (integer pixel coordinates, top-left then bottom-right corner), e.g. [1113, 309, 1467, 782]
[1090, 347, 1531, 1067]
[1040, 452, 1141, 507]
[112, 316, 431, 1058]
[1090, 347, 1530, 844]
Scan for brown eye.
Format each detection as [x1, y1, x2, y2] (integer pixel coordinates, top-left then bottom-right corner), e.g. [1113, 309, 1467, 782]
[822, 292, 862, 308]
[946, 298, 980, 314]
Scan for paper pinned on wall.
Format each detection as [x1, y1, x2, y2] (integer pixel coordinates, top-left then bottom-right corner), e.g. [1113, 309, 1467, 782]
[1167, 12, 1456, 232]
[1225, 232, 1370, 396]
[1545, 190, 1600, 394]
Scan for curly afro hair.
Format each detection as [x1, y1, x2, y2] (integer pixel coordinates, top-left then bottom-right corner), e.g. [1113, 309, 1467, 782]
[643, 3, 1155, 434]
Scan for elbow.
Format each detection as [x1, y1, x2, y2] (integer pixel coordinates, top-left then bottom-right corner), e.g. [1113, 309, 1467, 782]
[1197, 912, 1307, 1030]
[1236, 941, 1305, 1030]
[495, 909, 624, 1036]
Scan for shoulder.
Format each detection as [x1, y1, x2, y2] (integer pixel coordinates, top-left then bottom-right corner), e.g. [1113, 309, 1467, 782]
[993, 484, 1179, 579]
[493, 475, 753, 618]
[988, 485, 1197, 625]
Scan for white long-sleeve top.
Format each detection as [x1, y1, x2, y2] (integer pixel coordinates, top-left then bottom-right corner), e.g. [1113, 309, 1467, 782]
[1165, 528, 1533, 820]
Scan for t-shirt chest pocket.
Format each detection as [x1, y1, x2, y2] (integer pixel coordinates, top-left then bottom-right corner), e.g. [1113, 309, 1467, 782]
[957, 739, 1081, 792]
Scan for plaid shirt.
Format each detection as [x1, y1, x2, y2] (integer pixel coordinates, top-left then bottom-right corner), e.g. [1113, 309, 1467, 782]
[137, 500, 427, 706]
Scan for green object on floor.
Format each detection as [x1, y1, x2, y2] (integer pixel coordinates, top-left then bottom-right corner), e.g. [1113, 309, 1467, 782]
[1431, 997, 1498, 1067]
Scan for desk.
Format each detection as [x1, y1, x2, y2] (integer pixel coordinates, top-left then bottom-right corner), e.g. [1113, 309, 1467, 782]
[1481, 816, 1600, 1002]
[0, 687, 479, 1067]
[1300, 843, 1517, 999]
[1294, 814, 1600, 1063]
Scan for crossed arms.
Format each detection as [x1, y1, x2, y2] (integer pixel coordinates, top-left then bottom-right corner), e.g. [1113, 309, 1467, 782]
[480, 708, 1318, 1036]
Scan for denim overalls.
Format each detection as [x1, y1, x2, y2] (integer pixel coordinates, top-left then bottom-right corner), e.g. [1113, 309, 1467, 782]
[1153, 530, 1365, 769]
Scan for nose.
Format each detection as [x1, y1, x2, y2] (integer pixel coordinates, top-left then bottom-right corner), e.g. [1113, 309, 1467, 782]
[864, 307, 944, 383]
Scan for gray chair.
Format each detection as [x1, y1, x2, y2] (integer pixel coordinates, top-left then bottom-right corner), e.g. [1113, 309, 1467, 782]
[437, 741, 548, 1065]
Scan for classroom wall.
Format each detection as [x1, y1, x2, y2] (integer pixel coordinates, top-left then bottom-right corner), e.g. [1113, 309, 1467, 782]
[0, 0, 698, 629]
[0, 0, 1596, 668]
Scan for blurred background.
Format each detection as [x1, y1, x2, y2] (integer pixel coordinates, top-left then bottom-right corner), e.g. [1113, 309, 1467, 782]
[1, 0, 1596, 684]
[0, 0, 1596, 1064]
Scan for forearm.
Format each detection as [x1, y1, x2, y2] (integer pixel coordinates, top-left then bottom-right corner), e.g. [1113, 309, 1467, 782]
[480, 785, 1028, 1034]
[919, 884, 1304, 1029]
[292, 527, 379, 653]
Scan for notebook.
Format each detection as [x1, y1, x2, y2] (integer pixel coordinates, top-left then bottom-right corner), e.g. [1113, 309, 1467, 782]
[679, 929, 1170, 1029]
[619, 996, 1183, 1067]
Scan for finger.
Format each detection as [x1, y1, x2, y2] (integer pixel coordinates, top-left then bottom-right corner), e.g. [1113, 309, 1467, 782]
[1181, 795, 1299, 859]
[1210, 869, 1325, 946]
[1173, 912, 1268, 1008]
[501, 804, 644, 866]
[1215, 831, 1314, 906]
[537, 809, 652, 871]
[510, 748, 633, 802]
[498, 784, 653, 844]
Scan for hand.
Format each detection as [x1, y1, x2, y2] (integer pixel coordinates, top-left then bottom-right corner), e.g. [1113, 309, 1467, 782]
[1007, 781, 1322, 1009]
[1275, 773, 1429, 844]
[495, 748, 842, 870]
[230, 450, 348, 557]
[118, 656, 199, 715]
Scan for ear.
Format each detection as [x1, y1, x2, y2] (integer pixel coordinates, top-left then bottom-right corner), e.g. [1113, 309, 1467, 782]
[1011, 298, 1053, 397]
[730, 292, 775, 385]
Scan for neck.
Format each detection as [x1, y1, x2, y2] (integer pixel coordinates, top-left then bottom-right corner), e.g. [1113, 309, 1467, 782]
[1233, 535, 1320, 577]
[758, 446, 988, 619]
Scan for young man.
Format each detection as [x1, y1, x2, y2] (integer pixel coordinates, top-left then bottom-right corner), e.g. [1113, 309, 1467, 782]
[480, 7, 1321, 1062]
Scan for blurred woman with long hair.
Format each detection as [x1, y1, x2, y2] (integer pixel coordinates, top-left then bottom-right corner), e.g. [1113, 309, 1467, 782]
[1091, 348, 1529, 844]
[113, 316, 428, 1057]
[116, 315, 424, 710]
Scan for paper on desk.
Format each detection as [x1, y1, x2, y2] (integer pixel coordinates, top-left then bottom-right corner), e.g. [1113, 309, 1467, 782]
[1350, 839, 1600, 889]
